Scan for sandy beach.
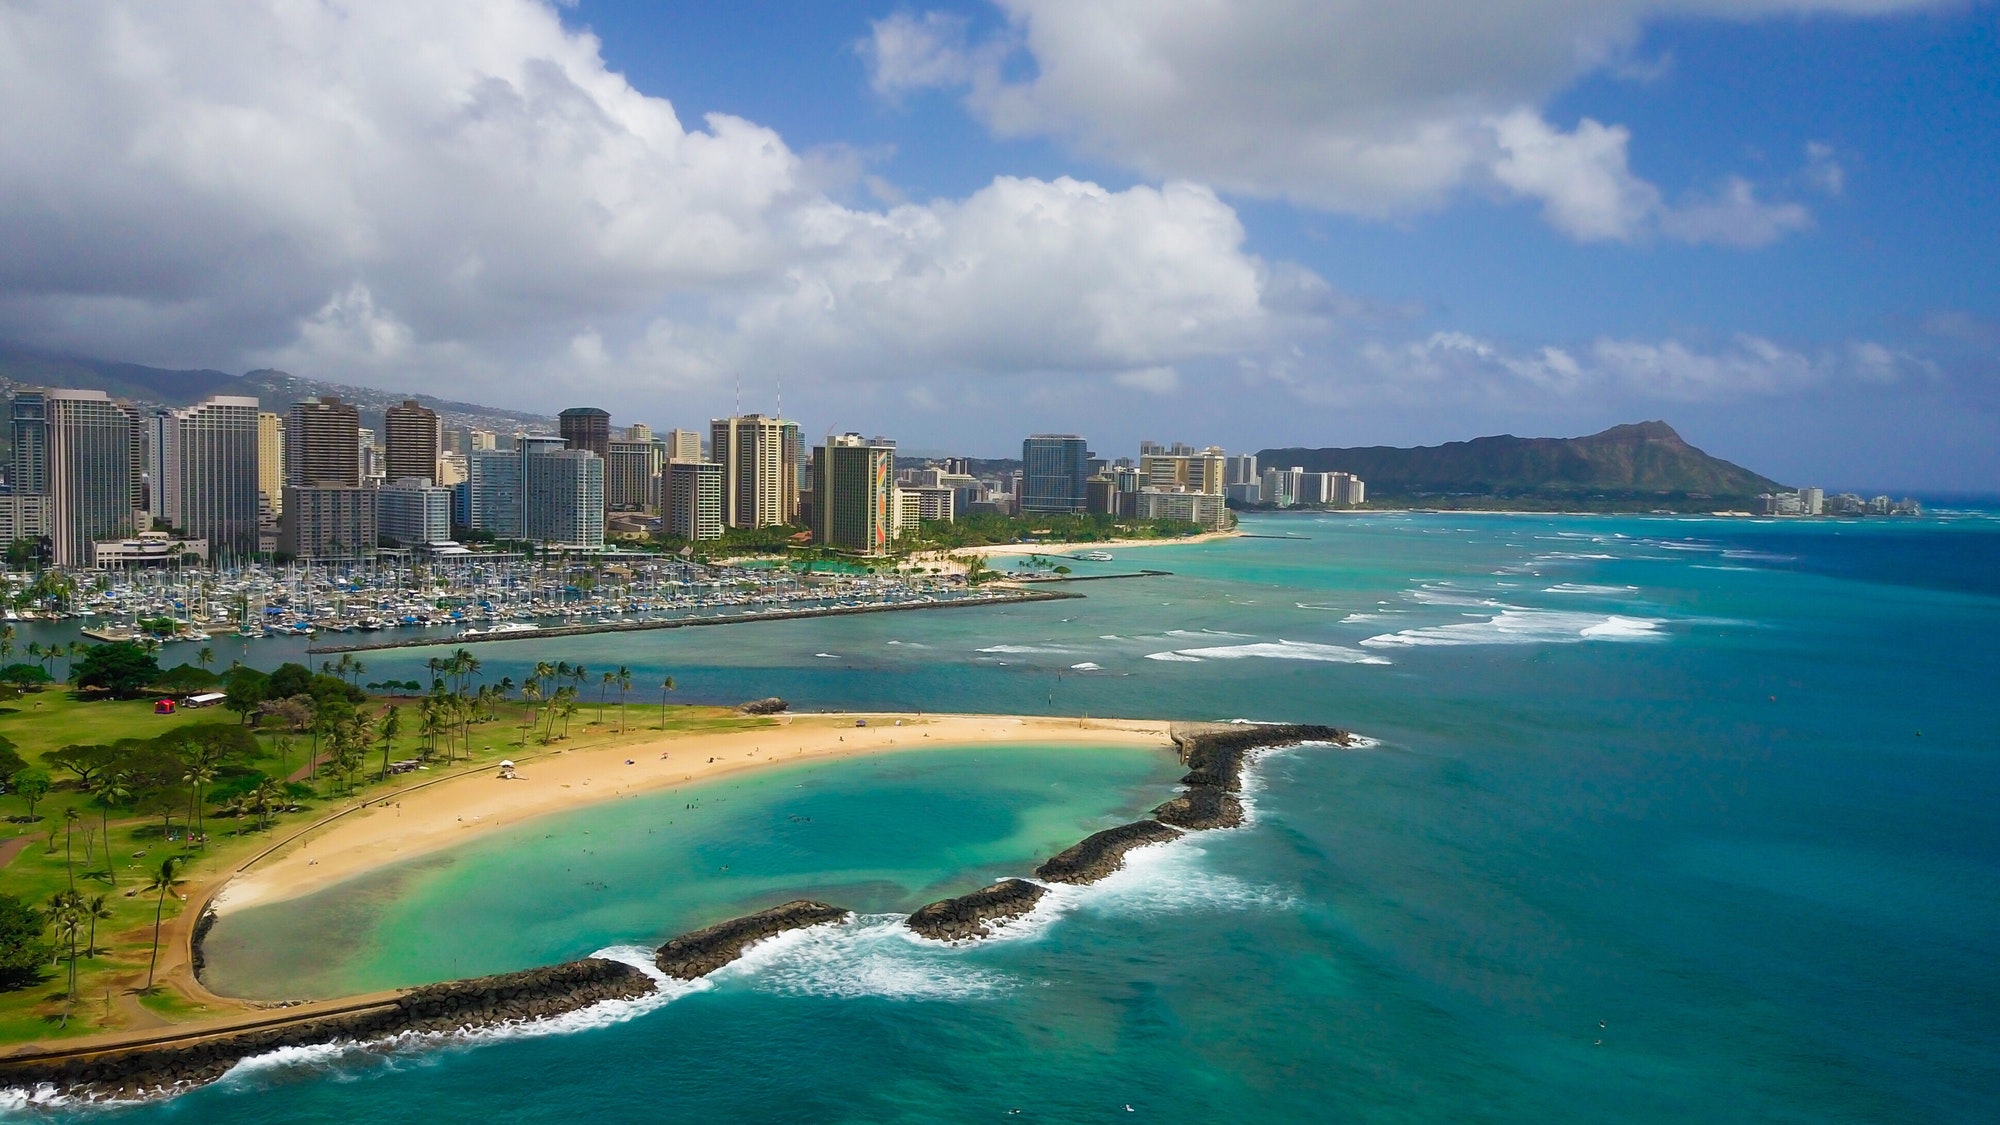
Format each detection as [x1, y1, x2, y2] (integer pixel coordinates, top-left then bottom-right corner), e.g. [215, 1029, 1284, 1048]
[214, 712, 1176, 913]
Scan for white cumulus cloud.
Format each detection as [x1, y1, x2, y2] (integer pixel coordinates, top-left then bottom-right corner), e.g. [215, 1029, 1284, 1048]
[870, 0, 1948, 241]
[0, 0, 1311, 417]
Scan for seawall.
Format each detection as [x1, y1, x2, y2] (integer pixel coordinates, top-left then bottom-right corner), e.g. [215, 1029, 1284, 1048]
[0, 958, 655, 1102]
[308, 589, 1081, 654]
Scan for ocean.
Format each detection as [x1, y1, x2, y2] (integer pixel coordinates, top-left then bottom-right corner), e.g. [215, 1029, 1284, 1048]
[17, 511, 2000, 1121]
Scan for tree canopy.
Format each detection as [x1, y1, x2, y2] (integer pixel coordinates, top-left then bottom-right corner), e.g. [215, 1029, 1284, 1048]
[0, 893, 50, 990]
[71, 642, 161, 698]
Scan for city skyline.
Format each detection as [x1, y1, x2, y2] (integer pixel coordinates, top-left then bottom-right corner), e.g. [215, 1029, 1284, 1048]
[0, 3, 1992, 491]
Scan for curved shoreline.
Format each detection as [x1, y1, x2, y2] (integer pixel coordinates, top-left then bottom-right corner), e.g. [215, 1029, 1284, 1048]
[0, 716, 1346, 1101]
[214, 712, 1178, 915]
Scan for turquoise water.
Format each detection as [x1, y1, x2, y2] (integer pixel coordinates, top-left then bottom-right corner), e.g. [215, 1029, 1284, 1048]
[23, 512, 2000, 1121]
[201, 744, 1186, 999]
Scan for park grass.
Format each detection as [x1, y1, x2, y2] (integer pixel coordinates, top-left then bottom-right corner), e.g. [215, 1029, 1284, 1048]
[0, 687, 768, 1045]
[0, 690, 242, 756]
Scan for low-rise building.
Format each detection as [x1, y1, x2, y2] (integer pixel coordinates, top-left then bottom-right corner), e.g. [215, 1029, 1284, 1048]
[93, 531, 210, 568]
[1135, 488, 1229, 530]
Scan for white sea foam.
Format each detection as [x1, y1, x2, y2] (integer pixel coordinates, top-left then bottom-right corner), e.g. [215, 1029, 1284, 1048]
[1544, 583, 1640, 595]
[1340, 612, 1392, 623]
[813, 653, 840, 659]
[1168, 628, 1255, 639]
[1404, 585, 1505, 608]
[208, 946, 700, 1094]
[1295, 602, 1344, 611]
[725, 916, 1010, 1001]
[1143, 651, 1204, 662]
[1069, 662, 1102, 671]
[976, 644, 1079, 655]
[1362, 609, 1667, 648]
[1160, 640, 1392, 665]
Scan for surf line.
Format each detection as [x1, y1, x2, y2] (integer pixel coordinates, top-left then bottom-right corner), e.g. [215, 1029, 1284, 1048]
[0, 723, 1347, 1104]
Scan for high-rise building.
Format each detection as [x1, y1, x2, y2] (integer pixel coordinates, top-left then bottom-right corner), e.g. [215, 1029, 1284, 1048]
[1021, 434, 1091, 512]
[624, 423, 653, 443]
[1140, 446, 1226, 495]
[384, 399, 442, 484]
[522, 443, 604, 549]
[7, 391, 47, 494]
[606, 439, 661, 511]
[1224, 454, 1258, 487]
[664, 460, 723, 541]
[280, 396, 373, 559]
[710, 414, 801, 529]
[462, 448, 523, 537]
[663, 428, 702, 462]
[467, 429, 497, 452]
[147, 395, 260, 559]
[257, 412, 285, 516]
[558, 407, 612, 462]
[278, 484, 378, 559]
[1261, 466, 1304, 508]
[0, 493, 49, 546]
[378, 478, 454, 546]
[44, 390, 142, 567]
[286, 397, 363, 487]
[811, 434, 896, 554]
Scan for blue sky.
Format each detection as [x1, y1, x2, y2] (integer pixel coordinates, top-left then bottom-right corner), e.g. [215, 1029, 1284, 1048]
[0, 1, 1994, 489]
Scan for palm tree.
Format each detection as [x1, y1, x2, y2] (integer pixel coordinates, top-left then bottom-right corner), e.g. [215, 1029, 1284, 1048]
[616, 666, 632, 732]
[600, 669, 616, 719]
[196, 646, 214, 673]
[658, 675, 677, 728]
[143, 857, 183, 993]
[182, 755, 218, 845]
[26, 641, 43, 673]
[0, 624, 12, 663]
[251, 778, 285, 830]
[418, 697, 442, 762]
[377, 705, 403, 780]
[62, 807, 81, 891]
[84, 895, 112, 957]
[90, 772, 131, 886]
[519, 679, 542, 749]
[46, 890, 82, 1025]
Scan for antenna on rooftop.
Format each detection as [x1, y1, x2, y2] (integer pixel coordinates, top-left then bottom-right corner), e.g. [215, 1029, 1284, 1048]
[734, 371, 740, 419]
[776, 371, 782, 421]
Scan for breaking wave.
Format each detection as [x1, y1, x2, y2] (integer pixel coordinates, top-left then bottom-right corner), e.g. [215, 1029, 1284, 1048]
[1146, 640, 1391, 665]
[1362, 609, 1667, 648]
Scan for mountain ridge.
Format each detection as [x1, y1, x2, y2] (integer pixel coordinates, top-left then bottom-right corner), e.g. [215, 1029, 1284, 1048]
[0, 345, 554, 433]
[1258, 422, 1785, 509]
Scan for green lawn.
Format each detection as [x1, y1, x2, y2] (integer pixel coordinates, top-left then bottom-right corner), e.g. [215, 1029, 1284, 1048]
[0, 686, 767, 1043]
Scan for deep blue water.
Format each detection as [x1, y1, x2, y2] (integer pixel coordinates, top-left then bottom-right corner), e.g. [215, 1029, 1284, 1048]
[13, 511, 1999, 1122]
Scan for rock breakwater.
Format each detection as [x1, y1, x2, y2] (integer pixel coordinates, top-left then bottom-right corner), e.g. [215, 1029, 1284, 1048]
[0, 957, 655, 1103]
[653, 900, 850, 980]
[907, 879, 1048, 941]
[1034, 821, 1185, 885]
